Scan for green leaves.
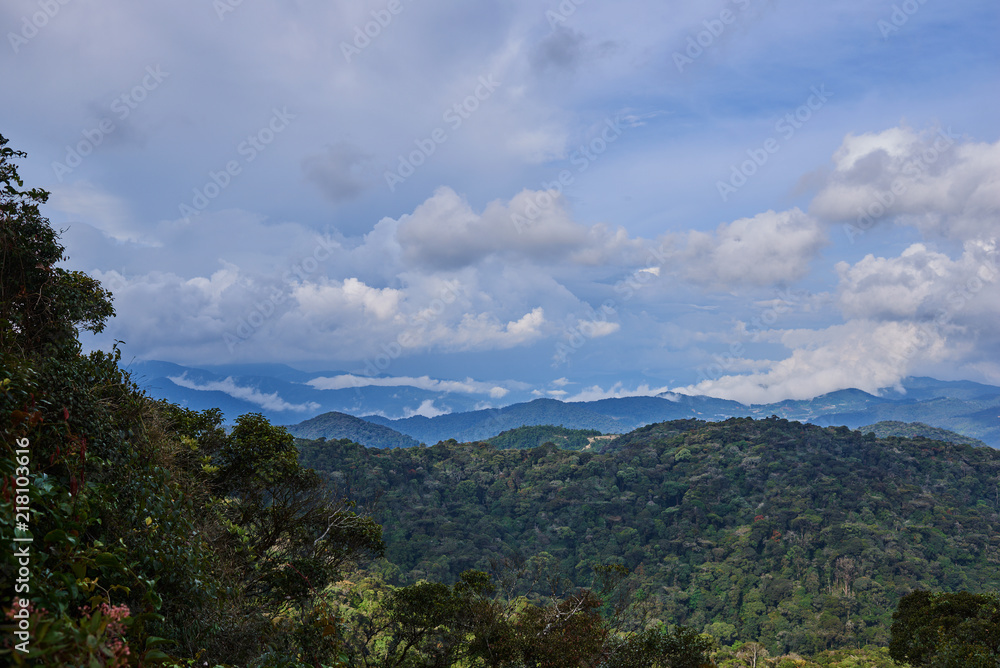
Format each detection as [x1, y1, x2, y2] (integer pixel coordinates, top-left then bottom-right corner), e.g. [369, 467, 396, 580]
[889, 590, 1000, 667]
[603, 625, 716, 668]
[296, 417, 1000, 656]
[1, 133, 114, 356]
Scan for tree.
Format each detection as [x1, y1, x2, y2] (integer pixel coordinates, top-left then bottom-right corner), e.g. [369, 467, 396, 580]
[601, 625, 716, 668]
[457, 556, 612, 668]
[0, 133, 113, 356]
[207, 412, 385, 603]
[889, 590, 1000, 667]
[735, 641, 769, 668]
[0, 134, 386, 665]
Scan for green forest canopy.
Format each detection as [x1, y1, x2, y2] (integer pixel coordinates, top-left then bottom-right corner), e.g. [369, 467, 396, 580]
[297, 417, 1000, 656]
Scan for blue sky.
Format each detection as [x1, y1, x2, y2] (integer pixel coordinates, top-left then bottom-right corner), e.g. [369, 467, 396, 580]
[3, 0, 998, 407]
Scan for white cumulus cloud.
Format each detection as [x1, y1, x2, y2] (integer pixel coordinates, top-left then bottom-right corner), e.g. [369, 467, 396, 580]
[675, 209, 827, 289]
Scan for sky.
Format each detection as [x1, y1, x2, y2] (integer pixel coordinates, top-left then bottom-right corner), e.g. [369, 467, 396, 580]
[3, 0, 999, 407]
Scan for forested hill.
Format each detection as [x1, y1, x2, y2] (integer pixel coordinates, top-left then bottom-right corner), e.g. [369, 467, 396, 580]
[859, 420, 989, 447]
[363, 397, 631, 443]
[485, 424, 606, 450]
[296, 416, 1000, 655]
[286, 409, 420, 448]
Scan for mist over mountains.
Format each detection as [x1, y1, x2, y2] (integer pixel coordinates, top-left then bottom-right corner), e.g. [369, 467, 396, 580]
[127, 360, 1000, 448]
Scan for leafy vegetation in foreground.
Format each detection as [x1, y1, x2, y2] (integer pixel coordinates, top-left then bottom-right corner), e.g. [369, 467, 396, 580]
[2, 135, 385, 665]
[889, 590, 1000, 667]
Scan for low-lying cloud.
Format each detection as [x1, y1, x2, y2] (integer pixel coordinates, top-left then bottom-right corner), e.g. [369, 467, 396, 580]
[168, 374, 321, 413]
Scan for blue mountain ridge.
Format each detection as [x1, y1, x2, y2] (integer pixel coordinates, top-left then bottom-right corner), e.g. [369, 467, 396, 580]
[123, 361, 1000, 448]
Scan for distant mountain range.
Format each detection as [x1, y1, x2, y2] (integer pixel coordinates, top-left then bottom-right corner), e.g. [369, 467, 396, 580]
[124, 360, 1000, 448]
[353, 387, 1000, 448]
[122, 359, 534, 422]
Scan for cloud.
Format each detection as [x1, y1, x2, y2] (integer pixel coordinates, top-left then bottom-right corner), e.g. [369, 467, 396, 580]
[445, 307, 548, 350]
[168, 374, 320, 413]
[836, 240, 1000, 322]
[394, 186, 598, 269]
[674, 237, 1000, 406]
[811, 127, 1000, 241]
[294, 278, 402, 321]
[307, 374, 511, 399]
[675, 209, 827, 289]
[531, 27, 587, 72]
[403, 399, 449, 419]
[566, 383, 674, 402]
[675, 319, 953, 405]
[301, 141, 371, 203]
[47, 181, 141, 243]
[505, 128, 569, 164]
[576, 319, 620, 338]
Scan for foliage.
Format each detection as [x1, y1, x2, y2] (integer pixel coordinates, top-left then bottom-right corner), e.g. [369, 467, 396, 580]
[0, 134, 114, 355]
[859, 421, 988, 448]
[334, 562, 628, 668]
[601, 625, 716, 668]
[0, 134, 383, 666]
[486, 425, 605, 451]
[296, 418, 1000, 655]
[889, 590, 1000, 667]
[713, 644, 900, 667]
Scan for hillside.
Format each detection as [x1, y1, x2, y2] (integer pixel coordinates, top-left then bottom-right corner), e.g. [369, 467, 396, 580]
[362, 397, 630, 443]
[815, 395, 1000, 447]
[484, 425, 606, 450]
[297, 417, 1000, 655]
[860, 420, 989, 447]
[286, 410, 420, 448]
